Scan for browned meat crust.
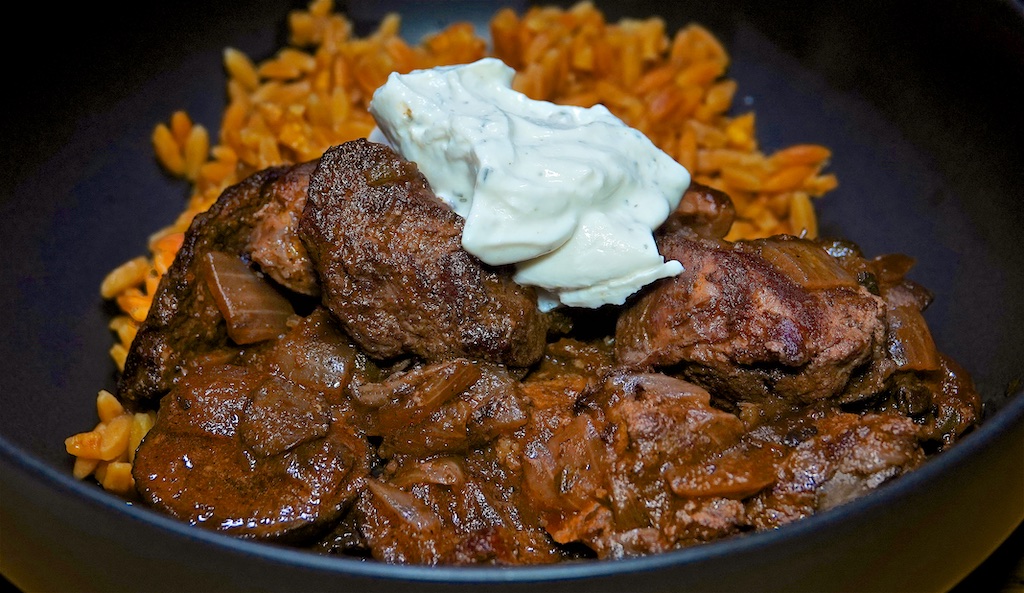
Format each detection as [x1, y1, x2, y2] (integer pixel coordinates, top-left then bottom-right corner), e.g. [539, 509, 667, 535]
[298, 139, 549, 367]
[118, 165, 296, 409]
[248, 160, 320, 296]
[616, 233, 886, 404]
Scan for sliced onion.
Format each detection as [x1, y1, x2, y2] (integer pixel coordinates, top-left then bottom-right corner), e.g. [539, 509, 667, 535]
[365, 479, 441, 532]
[667, 441, 782, 499]
[200, 251, 295, 345]
[390, 457, 467, 488]
[522, 414, 606, 514]
[371, 359, 483, 433]
[886, 305, 940, 372]
[755, 237, 858, 290]
[872, 253, 917, 284]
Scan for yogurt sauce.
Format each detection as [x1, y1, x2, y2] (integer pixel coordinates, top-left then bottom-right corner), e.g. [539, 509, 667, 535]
[368, 57, 691, 310]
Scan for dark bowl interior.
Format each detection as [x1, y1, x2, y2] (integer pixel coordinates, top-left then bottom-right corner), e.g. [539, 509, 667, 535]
[2, 0, 1022, 591]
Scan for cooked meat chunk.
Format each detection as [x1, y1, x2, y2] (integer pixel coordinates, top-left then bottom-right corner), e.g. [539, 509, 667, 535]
[745, 408, 925, 529]
[911, 354, 982, 445]
[351, 360, 529, 458]
[344, 361, 556, 564]
[822, 242, 940, 402]
[247, 160, 320, 296]
[353, 450, 563, 565]
[119, 165, 300, 409]
[132, 363, 371, 543]
[519, 369, 932, 557]
[616, 233, 886, 404]
[522, 371, 751, 558]
[866, 354, 981, 448]
[819, 240, 981, 443]
[298, 139, 549, 367]
[246, 307, 360, 405]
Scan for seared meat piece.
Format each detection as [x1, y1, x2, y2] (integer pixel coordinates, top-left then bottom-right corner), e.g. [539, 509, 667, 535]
[132, 363, 371, 543]
[522, 371, 751, 558]
[119, 163, 314, 409]
[616, 233, 886, 404]
[298, 139, 548, 367]
[247, 160, 319, 296]
[745, 408, 925, 529]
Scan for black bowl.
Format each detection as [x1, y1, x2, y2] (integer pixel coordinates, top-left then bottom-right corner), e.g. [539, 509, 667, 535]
[2, 1, 1022, 591]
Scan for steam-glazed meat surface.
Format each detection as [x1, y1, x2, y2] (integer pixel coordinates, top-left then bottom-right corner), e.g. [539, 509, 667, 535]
[299, 139, 548, 367]
[119, 139, 982, 566]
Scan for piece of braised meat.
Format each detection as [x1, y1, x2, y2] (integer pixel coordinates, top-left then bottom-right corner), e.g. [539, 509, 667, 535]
[247, 160, 320, 296]
[744, 405, 925, 529]
[333, 358, 559, 564]
[521, 371, 753, 558]
[298, 139, 549, 368]
[355, 361, 529, 459]
[240, 307, 361, 405]
[516, 367, 935, 558]
[876, 354, 981, 447]
[119, 162, 316, 409]
[133, 310, 372, 543]
[815, 240, 982, 446]
[616, 233, 887, 404]
[352, 449, 564, 565]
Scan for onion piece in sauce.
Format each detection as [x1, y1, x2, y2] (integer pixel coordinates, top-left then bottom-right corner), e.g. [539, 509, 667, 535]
[753, 236, 858, 291]
[201, 250, 295, 345]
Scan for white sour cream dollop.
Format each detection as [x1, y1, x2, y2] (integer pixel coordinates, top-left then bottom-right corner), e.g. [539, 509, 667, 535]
[368, 57, 690, 310]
